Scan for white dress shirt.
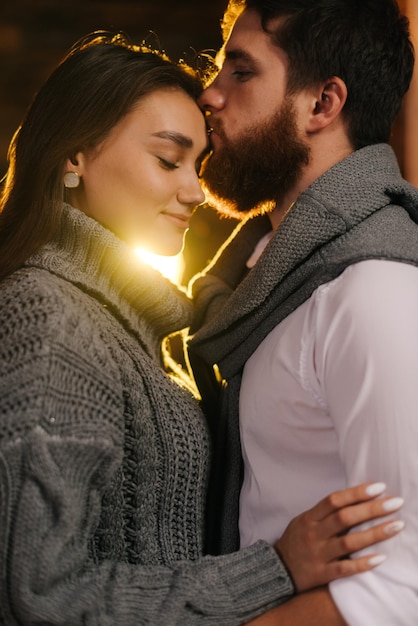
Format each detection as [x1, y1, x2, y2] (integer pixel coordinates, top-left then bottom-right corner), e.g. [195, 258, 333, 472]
[239, 259, 418, 625]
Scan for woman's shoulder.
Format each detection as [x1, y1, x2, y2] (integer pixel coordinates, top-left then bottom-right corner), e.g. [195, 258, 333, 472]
[0, 266, 124, 443]
[0, 265, 120, 371]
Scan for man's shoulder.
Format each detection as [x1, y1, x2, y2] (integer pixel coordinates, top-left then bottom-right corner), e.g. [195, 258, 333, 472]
[315, 259, 418, 315]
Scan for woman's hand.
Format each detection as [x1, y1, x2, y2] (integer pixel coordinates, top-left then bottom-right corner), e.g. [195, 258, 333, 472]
[274, 482, 404, 592]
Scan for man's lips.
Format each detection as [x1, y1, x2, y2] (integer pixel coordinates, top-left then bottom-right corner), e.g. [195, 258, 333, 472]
[206, 119, 224, 148]
[207, 117, 223, 137]
[208, 131, 222, 149]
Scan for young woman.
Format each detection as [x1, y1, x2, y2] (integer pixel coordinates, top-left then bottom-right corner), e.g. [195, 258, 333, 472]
[0, 32, 403, 625]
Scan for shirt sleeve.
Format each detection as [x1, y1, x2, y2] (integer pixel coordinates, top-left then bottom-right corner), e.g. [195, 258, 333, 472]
[311, 260, 418, 625]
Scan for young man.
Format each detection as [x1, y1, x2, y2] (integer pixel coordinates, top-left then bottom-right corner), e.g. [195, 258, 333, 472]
[188, 0, 418, 623]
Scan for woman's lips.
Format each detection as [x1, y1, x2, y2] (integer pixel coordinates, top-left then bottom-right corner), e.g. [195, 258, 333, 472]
[162, 212, 191, 229]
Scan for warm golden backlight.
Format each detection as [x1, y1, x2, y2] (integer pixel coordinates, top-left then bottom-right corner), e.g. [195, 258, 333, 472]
[135, 248, 184, 284]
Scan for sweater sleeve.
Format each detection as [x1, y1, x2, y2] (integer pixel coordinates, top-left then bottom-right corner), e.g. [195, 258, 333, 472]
[0, 291, 292, 626]
[0, 430, 292, 626]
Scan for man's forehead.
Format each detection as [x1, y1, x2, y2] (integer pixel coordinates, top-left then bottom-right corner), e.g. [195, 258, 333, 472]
[225, 8, 262, 40]
[216, 9, 284, 67]
[217, 9, 263, 64]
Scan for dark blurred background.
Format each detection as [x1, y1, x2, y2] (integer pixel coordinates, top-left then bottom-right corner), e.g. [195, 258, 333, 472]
[0, 0, 237, 282]
[0, 0, 226, 168]
[0, 0, 416, 282]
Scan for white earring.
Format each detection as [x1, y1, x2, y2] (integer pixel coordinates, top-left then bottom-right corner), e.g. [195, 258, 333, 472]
[63, 171, 80, 188]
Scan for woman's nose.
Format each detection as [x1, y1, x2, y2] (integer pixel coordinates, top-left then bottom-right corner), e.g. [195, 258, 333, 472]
[178, 174, 205, 207]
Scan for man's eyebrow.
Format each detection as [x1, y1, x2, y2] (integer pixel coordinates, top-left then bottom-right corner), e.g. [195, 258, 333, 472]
[224, 49, 255, 64]
[151, 131, 193, 149]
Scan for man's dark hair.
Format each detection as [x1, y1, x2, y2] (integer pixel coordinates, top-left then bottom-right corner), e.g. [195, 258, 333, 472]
[225, 0, 414, 148]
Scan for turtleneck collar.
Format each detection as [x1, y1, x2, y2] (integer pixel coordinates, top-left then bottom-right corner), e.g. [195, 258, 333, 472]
[25, 204, 193, 357]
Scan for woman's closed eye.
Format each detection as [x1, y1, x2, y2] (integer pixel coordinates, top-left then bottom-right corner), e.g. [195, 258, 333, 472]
[158, 157, 179, 170]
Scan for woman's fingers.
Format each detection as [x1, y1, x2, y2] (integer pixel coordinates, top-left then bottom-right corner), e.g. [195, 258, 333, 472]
[324, 517, 405, 562]
[317, 495, 404, 540]
[307, 482, 387, 521]
[276, 514, 405, 591]
[274, 482, 405, 592]
[316, 553, 387, 582]
[318, 533, 404, 582]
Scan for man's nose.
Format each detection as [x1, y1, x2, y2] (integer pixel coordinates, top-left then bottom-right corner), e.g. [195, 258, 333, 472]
[198, 80, 225, 112]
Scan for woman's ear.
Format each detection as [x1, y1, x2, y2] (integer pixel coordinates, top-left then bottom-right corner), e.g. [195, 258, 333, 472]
[307, 76, 348, 133]
[64, 153, 81, 171]
[65, 152, 83, 170]
[63, 153, 83, 189]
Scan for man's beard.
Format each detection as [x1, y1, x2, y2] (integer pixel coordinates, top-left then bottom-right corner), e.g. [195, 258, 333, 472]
[201, 97, 310, 219]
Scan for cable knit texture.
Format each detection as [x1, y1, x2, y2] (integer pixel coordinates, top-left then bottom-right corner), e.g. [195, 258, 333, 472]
[188, 144, 418, 554]
[0, 205, 293, 625]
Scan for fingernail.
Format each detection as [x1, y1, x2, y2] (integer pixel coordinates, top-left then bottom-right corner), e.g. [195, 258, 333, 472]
[382, 497, 404, 512]
[368, 554, 387, 567]
[366, 482, 386, 496]
[384, 520, 405, 535]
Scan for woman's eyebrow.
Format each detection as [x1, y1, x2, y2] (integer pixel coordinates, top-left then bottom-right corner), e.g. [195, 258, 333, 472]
[151, 130, 193, 149]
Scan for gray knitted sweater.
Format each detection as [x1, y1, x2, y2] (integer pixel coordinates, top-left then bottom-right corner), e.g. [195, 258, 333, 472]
[188, 144, 418, 554]
[0, 205, 293, 625]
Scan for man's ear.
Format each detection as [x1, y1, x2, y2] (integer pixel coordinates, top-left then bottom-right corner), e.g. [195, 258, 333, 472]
[307, 76, 347, 132]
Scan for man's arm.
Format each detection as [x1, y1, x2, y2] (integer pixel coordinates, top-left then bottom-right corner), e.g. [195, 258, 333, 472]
[246, 588, 345, 626]
[274, 481, 403, 592]
[312, 260, 418, 623]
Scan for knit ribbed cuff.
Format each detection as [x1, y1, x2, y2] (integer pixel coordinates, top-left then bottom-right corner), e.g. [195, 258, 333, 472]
[217, 540, 295, 614]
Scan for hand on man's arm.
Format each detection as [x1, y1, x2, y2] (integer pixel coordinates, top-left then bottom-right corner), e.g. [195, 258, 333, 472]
[244, 480, 404, 626]
[245, 588, 346, 626]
